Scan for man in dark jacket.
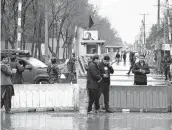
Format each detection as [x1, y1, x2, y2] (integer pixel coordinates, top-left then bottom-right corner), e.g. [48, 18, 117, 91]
[123, 51, 127, 64]
[115, 52, 120, 64]
[132, 54, 150, 85]
[10, 55, 25, 84]
[87, 55, 102, 114]
[98, 55, 114, 113]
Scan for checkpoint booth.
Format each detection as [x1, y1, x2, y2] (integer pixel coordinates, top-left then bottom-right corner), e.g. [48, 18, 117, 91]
[74, 28, 106, 76]
[75, 29, 106, 56]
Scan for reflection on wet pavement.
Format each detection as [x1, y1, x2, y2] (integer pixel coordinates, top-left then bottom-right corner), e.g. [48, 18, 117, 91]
[1, 112, 172, 130]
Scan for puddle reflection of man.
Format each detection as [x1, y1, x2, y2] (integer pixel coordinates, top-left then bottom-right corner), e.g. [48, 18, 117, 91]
[86, 115, 109, 130]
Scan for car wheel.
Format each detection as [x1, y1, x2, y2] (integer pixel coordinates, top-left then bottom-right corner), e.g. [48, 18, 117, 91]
[36, 80, 49, 84]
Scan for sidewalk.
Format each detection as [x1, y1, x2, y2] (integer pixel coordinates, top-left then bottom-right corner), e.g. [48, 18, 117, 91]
[111, 61, 166, 86]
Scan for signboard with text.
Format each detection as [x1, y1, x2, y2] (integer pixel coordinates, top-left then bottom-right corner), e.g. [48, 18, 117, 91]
[162, 44, 170, 51]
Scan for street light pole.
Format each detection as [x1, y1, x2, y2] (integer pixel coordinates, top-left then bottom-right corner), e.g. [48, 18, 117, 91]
[17, 0, 22, 50]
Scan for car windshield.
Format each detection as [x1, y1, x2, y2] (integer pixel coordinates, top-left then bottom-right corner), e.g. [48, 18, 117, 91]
[27, 57, 47, 68]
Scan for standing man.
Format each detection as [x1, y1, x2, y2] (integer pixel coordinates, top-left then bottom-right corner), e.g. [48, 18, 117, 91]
[163, 53, 172, 81]
[132, 54, 150, 85]
[87, 55, 102, 114]
[1, 55, 16, 113]
[98, 55, 114, 113]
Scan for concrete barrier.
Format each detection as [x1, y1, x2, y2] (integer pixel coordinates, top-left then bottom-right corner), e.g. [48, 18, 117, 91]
[10, 84, 79, 112]
[167, 83, 172, 112]
[6, 78, 171, 113]
[109, 85, 170, 112]
[77, 78, 171, 113]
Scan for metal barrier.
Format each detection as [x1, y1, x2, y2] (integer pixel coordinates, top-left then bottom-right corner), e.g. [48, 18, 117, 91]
[11, 84, 79, 112]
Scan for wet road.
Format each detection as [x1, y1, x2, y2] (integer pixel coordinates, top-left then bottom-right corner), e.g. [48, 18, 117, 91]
[1, 55, 170, 130]
[1, 112, 172, 130]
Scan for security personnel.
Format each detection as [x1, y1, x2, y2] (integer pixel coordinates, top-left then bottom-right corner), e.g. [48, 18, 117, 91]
[67, 53, 76, 82]
[47, 57, 59, 84]
[98, 55, 114, 113]
[163, 54, 172, 81]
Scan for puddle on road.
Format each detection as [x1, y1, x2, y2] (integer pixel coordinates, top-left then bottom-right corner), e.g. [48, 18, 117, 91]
[1, 112, 172, 130]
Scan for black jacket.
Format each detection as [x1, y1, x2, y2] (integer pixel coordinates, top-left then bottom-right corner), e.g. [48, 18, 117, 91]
[87, 62, 102, 89]
[98, 62, 114, 85]
[132, 61, 150, 83]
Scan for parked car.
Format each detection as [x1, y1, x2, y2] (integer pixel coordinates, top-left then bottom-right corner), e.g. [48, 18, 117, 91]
[1, 49, 49, 84]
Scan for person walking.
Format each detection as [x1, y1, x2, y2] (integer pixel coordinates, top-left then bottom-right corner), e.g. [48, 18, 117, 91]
[98, 55, 114, 113]
[1, 55, 15, 113]
[10, 55, 25, 84]
[87, 55, 102, 114]
[132, 54, 150, 85]
[115, 52, 120, 64]
[127, 52, 136, 75]
[47, 57, 59, 84]
[123, 51, 127, 64]
[163, 53, 172, 81]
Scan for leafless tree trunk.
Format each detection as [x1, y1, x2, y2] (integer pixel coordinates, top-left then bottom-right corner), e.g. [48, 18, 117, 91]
[21, 0, 33, 50]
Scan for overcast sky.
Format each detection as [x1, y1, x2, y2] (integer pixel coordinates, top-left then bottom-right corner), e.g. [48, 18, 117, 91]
[88, 0, 165, 44]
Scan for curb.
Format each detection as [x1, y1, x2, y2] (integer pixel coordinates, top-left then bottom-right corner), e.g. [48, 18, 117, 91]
[1, 107, 78, 113]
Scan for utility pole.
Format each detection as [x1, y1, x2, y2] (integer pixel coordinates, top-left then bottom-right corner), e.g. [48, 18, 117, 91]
[17, 0, 22, 50]
[166, 0, 172, 55]
[140, 13, 148, 53]
[140, 14, 149, 44]
[44, 2, 49, 64]
[156, 0, 161, 72]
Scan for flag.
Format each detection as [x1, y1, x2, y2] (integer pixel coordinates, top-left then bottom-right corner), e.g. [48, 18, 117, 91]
[89, 15, 94, 29]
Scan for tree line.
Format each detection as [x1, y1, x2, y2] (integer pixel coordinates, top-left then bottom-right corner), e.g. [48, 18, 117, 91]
[1, 0, 123, 61]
